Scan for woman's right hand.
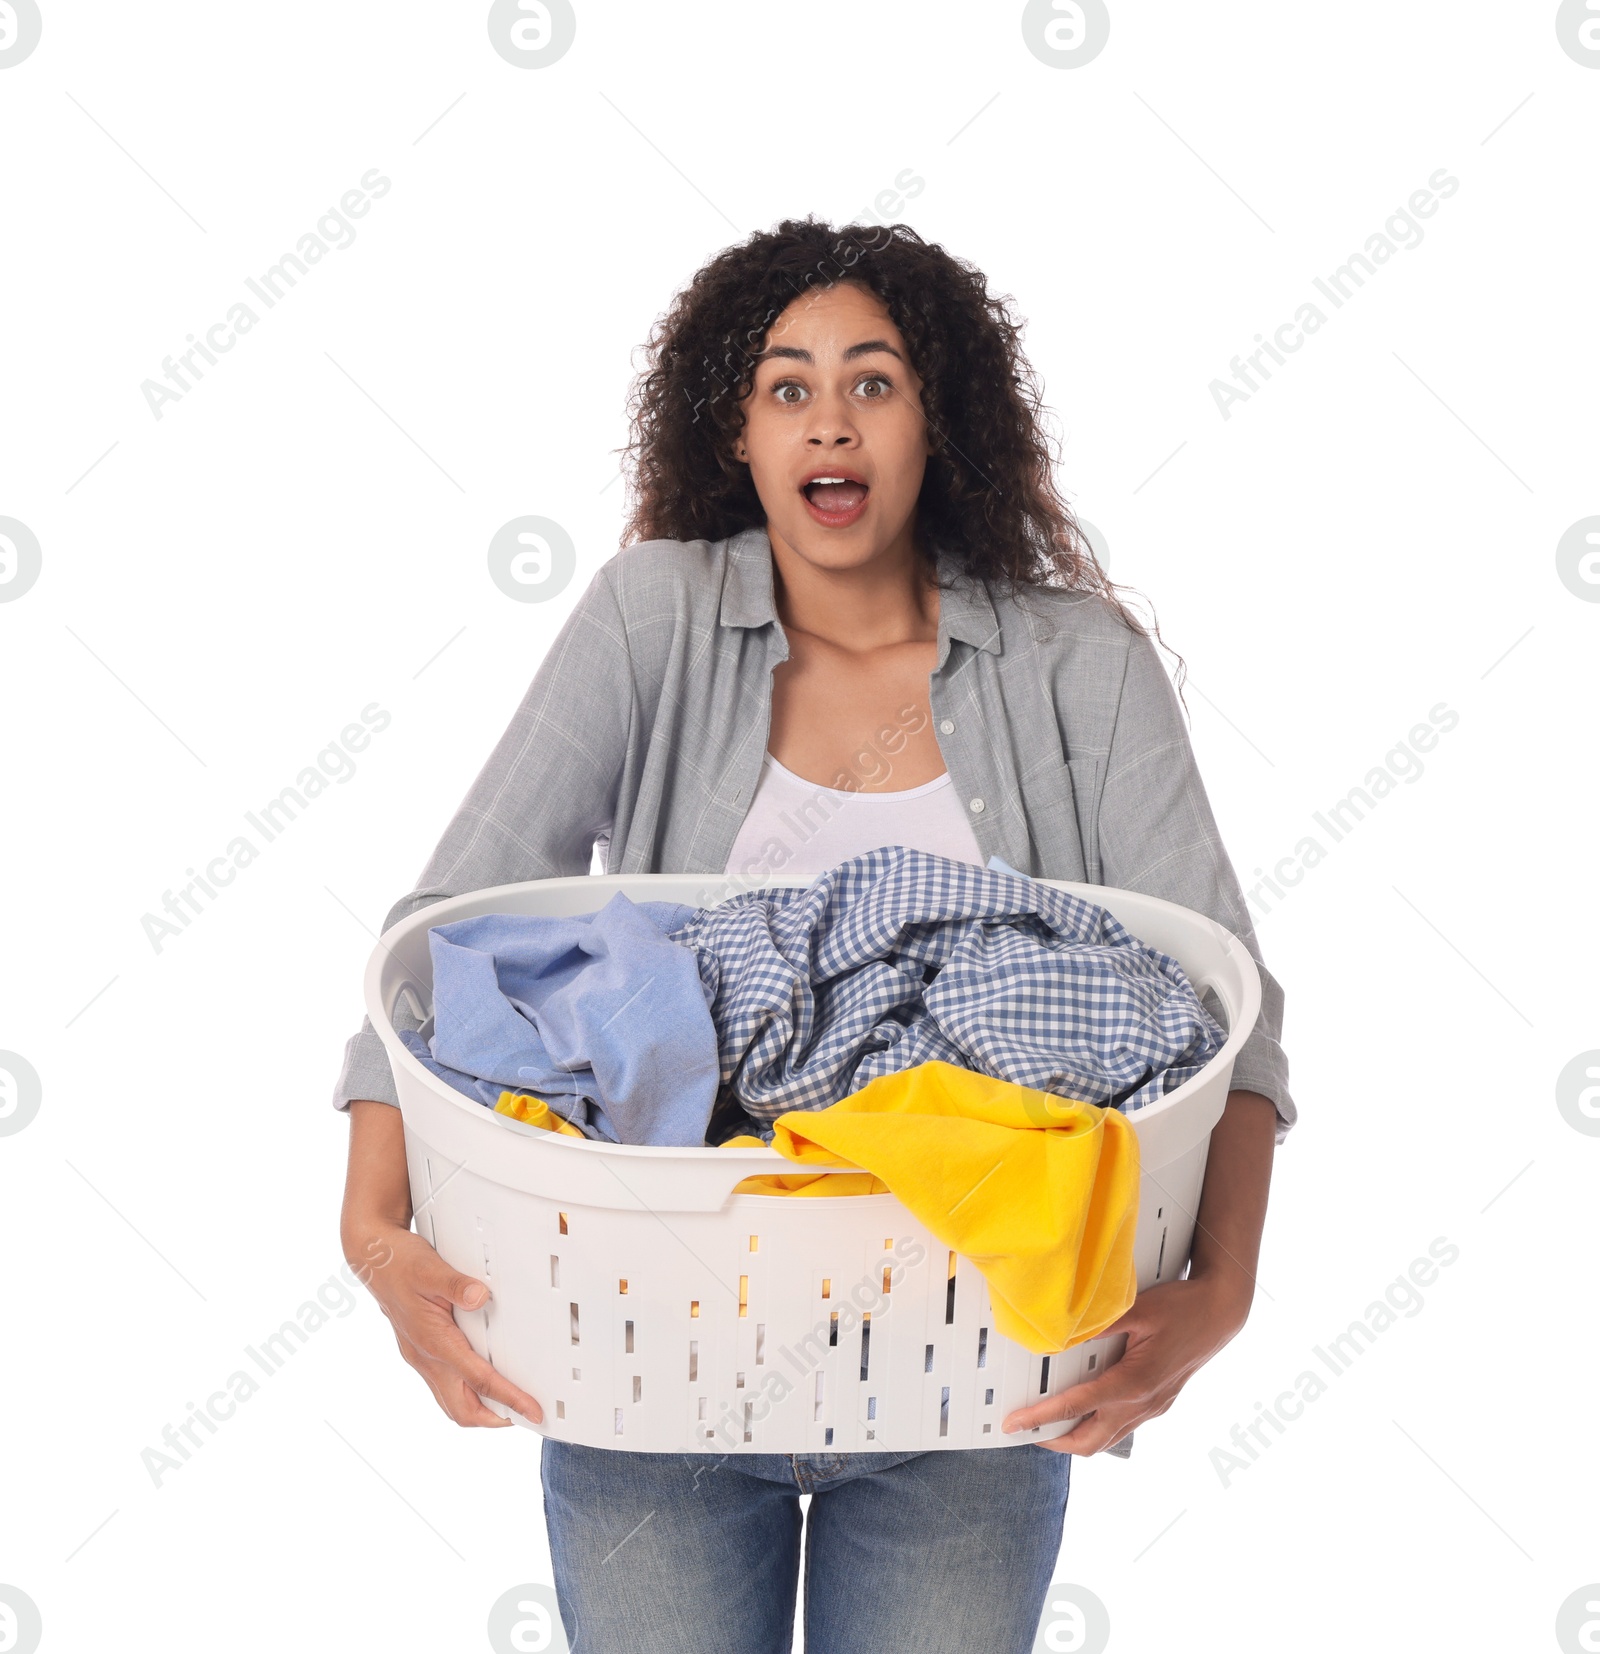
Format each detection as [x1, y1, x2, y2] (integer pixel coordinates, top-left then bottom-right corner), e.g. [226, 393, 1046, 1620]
[341, 1097, 543, 1427]
[350, 1221, 545, 1428]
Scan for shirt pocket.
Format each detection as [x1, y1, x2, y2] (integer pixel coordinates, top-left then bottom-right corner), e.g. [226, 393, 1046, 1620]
[1066, 755, 1104, 885]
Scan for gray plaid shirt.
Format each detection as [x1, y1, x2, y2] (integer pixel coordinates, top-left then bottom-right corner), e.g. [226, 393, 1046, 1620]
[332, 525, 1295, 1140]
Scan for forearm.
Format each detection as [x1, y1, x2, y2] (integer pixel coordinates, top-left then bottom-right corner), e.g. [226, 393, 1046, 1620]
[1184, 1089, 1278, 1320]
[341, 1099, 414, 1265]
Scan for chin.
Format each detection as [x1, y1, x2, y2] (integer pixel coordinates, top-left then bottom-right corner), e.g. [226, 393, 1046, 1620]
[770, 514, 904, 570]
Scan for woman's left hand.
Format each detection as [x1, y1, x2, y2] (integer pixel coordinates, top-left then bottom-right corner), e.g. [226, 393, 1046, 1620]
[1000, 1271, 1252, 1454]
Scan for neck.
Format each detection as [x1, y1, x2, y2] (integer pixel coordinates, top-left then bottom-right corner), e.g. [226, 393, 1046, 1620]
[765, 523, 939, 652]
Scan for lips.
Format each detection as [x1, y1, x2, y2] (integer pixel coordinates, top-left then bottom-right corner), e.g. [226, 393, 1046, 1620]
[800, 471, 870, 527]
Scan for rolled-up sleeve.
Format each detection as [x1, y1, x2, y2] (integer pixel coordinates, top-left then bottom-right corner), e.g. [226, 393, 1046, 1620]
[1095, 630, 1296, 1141]
[331, 565, 634, 1111]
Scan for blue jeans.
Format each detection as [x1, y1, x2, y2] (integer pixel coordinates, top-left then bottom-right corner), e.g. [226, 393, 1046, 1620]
[540, 1439, 1072, 1653]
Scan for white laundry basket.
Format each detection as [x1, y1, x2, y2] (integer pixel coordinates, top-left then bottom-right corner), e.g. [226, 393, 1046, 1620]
[365, 873, 1260, 1454]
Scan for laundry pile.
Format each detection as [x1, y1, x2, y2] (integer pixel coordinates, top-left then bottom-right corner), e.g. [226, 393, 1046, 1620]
[396, 846, 1226, 1149]
[392, 846, 1209, 1354]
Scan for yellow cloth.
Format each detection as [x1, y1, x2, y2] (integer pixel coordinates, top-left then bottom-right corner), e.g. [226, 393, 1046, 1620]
[720, 1061, 1140, 1353]
[718, 1135, 893, 1197]
[494, 1091, 587, 1137]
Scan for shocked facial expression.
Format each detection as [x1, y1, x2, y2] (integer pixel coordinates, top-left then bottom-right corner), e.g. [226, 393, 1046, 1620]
[734, 281, 931, 569]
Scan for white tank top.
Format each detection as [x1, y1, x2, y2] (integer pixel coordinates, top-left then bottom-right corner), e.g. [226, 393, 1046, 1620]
[723, 751, 986, 879]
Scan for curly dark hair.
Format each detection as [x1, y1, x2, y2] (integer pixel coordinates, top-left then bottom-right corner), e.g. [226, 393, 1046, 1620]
[620, 217, 1187, 694]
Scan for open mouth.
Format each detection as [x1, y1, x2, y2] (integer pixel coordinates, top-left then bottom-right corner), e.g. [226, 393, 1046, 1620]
[800, 476, 870, 527]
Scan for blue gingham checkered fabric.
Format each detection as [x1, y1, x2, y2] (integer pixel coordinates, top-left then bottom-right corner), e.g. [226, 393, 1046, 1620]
[665, 845, 1227, 1127]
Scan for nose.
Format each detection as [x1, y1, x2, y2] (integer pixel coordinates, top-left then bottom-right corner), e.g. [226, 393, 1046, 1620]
[804, 387, 861, 449]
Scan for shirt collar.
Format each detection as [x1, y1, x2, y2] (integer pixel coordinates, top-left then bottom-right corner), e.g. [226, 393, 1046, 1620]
[720, 524, 1003, 659]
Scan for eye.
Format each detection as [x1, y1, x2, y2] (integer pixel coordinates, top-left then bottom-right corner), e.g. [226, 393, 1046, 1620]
[856, 374, 892, 399]
[772, 378, 808, 404]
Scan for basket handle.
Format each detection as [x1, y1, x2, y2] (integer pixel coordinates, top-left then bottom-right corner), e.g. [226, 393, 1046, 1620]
[1188, 965, 1239, 1037]
[388, 978, 431, 1027]
[621, 1146, 883, 1213]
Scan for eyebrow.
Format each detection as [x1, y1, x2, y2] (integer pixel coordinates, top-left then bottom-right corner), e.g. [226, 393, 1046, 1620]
[753, 339, 905, 367]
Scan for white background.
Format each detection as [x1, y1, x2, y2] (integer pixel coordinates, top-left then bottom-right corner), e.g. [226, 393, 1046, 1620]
[2, 2, 1597, 1650]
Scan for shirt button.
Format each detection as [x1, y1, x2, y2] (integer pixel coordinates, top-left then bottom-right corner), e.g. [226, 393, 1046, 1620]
[968, 797, 985, 814]
[940, 719, 955, 734]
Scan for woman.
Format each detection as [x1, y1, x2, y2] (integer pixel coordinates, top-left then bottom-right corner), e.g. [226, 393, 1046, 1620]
[334, 219, 1294, 1654]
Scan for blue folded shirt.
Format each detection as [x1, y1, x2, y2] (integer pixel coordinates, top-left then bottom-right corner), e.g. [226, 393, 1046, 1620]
[398, 891, 719, 1146]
